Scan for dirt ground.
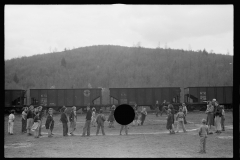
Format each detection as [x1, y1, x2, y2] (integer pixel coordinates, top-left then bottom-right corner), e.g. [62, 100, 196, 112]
[4, 111, 233, 158]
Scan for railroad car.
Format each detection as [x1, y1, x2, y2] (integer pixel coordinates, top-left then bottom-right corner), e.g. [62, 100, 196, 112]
[5, 89, 26, 113]
[184, 86, 233, 111]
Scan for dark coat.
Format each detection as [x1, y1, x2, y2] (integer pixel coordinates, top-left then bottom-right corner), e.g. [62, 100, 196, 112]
[45, 115, 54, 130]
[60, 112, 68, 123]
[166, 113, 173, 130]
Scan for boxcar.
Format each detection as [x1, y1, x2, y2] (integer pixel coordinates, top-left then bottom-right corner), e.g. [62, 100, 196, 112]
[5, 89, 26, 113]
[29, 88, 102, 112]
[184, 86, 233, 111]
[109, 87, 181, 111]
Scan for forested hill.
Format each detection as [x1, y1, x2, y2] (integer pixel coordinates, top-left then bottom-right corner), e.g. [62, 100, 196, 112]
[5, 45, 233, 90]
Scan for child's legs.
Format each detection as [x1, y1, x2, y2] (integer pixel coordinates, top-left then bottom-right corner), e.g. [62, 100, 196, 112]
[82, 121, 88, 135]
[86, 120, 91, 136]
[200, 137, 204, 151]
[101, 124, 105, 135]
[176, 121, 180, 132]
[125, 125, 128, 134]
[48, 129, 51, 136]
[182, 121, 187, 132]
[10, 122, 14, 134]
[120, 125, 123, 133]
[38, 120, 42, 134]
[221, 117, 225, 130]
[203, 137, 206, 152]
[96, 124, 100, 135]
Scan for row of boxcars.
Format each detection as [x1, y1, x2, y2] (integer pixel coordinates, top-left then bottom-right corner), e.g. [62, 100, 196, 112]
[5, 86, 233, 113]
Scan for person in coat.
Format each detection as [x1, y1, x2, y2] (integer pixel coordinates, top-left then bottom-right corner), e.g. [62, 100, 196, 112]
[82, 105, 92, 137]
[96, 109, 106, 135]
[60, 106, 69, 136]
[69, 106, 77, 136]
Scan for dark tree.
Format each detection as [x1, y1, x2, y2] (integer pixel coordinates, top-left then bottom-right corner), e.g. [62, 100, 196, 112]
[61, 57, 67, 68]
[13, 73, 19, 84]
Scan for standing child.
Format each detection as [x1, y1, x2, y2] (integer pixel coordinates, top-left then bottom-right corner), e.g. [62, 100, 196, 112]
[220, 105, 225, 131]
[26, 105, 34, 136]
[38, 106, 44, 136]
[175, 108, 187, 133]
[166, 109, 174, 134]
[182, 103, 188, 124]
[60, 106, 69, 136]
[45, 108, 54, 137]
[96, 109, 106, 136]
[198, 119, 209, 153]
[91, 107, 96, 127]
[168, 104, 176, 133]
[108, 105, 115, 128]
[82, 105, 92, 137]
[69, 106, 77, 136]
[8, 110, 15, 135]
[22, 107, 28, 133]
[31, 111, 41, 138]
[141, 108, 147, 125]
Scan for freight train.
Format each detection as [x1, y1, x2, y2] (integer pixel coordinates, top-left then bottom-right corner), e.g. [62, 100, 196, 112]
[5, 86, 233, 113]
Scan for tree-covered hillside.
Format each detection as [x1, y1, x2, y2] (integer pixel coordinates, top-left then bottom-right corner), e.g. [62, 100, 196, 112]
[5, 45, 233, 91]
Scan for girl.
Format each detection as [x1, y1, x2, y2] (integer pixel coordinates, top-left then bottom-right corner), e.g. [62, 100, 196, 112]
[175, 108, 187, 133]
[31, 111, 41, 138]
[69, 106, 77, 135]
[214, 101, 222, 133]
[45, 108, 54, 137]
[168, 104, 175, 133]
[22, 107, 28, 133]
[108, 105, 115, 128]
[91, 107, 96, 127]
[166, 109, 174, 134]
[60, 106, 69, 136]
[8, 110, 15, 135]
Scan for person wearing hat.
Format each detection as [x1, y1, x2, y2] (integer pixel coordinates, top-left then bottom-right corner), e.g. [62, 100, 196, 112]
[69, 106, 77, 136]
[96, 109, 106, 136]
[26, 105, 34, 136]
[91, 107, 96, 127]
[198, 118, 209, 153]
[108, 105, 115, 128]
[60, 106, 69, 136]
[82, 105, 92, 137]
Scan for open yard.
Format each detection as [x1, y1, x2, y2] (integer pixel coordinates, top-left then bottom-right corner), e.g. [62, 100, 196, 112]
[4, 111, 233, 158]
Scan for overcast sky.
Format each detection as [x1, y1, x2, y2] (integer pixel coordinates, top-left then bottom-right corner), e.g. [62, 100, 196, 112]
[5, 5, 233, 60]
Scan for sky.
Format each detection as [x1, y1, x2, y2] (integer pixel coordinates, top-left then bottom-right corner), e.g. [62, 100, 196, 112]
[5, 5, 233, 60]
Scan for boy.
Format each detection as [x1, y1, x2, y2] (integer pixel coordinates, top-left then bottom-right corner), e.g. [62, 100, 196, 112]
[26, 105, 34, 136]
[221, 105, 225, 131]
[8, 110, 15, 135]
[96, 109, 106, 135]
[32, 111, 41, 138]
[175, 108, 187, 133]
[45, 108, 54, 137]
[198, 119, 209, 153]
[120, 125, 128, 135]
[82, 105, 92, 137]
[69, 106, 77, 136]
[60, 106, 69, 136]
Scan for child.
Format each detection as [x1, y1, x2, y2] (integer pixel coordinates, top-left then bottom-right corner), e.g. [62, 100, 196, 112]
[198, 119, 209, 153]
[132, 105, 138, 126]
[69, 106, 77, 136]
[38, 106, 44, 136]
[22, 107, 28, 133]
[82, 105, 92, 137]
[91, 107, 96, 127]
[141, 108, 147, 125]
[175, 108, 187, 133]
[96, 109, 106, 135]
[45, 108, 54, 137]
[108, 105, 115, 128]
[120, 125, 128, 135]
[166, 109, 174, 134]
[168, 104, 176, 133]
[220, 105, 225, 131]
[31, 111, 41, 138]
[26, 105, 34, 136]
[182, 103, 188, 124]
[8, 110, 15, 135]
[60, 106, 69, 136]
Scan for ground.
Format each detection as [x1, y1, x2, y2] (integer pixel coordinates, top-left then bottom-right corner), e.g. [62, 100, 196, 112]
[4, 111, 233, 158]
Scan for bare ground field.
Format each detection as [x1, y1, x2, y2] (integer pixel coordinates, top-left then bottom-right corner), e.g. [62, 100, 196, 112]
[4, 111, 233, 158]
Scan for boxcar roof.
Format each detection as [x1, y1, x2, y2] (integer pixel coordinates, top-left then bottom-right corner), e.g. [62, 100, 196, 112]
[5, 89, 25, 91]
[29, 88, 102, 90]
[184, 86, 233, 89]
[109, 87, 180, 89]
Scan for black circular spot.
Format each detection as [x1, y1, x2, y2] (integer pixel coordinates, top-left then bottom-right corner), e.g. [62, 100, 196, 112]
[114, 104, 135, 125]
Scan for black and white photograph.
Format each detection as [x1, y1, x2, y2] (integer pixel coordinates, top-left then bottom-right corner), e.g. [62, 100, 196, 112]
[4, 4, 233, 158]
